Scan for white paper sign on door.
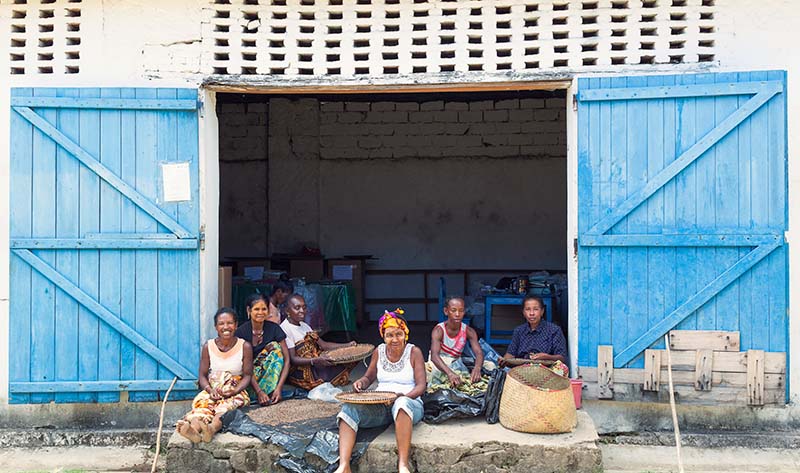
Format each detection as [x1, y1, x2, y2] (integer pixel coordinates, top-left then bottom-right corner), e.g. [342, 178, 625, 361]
[162, 162, 191, 202]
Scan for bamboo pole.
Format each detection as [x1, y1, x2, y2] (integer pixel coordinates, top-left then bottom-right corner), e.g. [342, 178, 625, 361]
[664, 335, 685, 473]
[151, 377, 178, 473]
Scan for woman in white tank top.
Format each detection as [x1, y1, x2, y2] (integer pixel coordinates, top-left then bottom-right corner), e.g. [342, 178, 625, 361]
[176, 308, 254, 444]
[335, 309, 426, 473]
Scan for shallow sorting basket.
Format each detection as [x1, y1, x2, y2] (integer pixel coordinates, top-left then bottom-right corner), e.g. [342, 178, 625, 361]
[499, 364, 577, 434]
[321, 343, 376, 365]
[335, 391, 398, 405]
[503, 358, 556, 367]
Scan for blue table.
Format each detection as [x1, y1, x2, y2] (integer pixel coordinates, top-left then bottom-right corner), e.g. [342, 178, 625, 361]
[484, 294, 553, 345]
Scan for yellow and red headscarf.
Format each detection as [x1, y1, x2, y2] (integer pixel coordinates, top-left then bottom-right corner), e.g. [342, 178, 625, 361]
[378, 308, 409, 341]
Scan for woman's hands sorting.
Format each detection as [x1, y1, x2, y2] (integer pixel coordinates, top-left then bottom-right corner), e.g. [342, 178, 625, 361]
[352, 377, 369, 392]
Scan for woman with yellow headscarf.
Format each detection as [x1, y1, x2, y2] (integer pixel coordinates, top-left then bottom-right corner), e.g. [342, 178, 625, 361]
[334, 309, 426, 473]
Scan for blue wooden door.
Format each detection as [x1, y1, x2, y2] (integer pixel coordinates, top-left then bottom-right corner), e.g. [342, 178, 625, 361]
[577, 72, 787, 371]
[9, 88, 201, 403]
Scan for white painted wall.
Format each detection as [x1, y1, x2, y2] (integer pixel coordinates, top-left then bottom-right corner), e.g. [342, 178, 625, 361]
[1, 0, 800, 404]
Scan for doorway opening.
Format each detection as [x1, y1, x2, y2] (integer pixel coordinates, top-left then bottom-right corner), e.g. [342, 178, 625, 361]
[216, 87, 569, 356]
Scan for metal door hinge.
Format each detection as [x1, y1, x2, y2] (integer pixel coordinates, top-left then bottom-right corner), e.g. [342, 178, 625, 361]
[572, 94, 578, 112]
[199, 224, 206, 251]
[573, 237, 578, 261]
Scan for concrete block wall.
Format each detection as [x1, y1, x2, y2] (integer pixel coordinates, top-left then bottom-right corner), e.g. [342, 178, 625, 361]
[218, 102, 269, 258]
[262, 94, 568, 270]
[318, 97, 567, 161]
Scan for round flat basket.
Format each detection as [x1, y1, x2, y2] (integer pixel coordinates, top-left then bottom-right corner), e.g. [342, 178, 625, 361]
[335, 391, 399, 405]
[504, 358, 556, 367]
[321, 343, 375, 365]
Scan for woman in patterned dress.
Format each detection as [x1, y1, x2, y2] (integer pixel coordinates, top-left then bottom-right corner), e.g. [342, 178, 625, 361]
[176, 307, 253, 443]
[235, 293, 291, 405]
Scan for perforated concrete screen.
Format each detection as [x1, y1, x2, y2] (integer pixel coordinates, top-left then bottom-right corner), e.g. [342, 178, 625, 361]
[8, 0, 82, 75]
[204, 0, 718, 76]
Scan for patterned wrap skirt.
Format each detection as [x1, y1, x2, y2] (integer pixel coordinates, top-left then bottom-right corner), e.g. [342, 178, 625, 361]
[184, 371, 249, 424]
[288, 332, 357, 391]
[251, 341, 285, 397]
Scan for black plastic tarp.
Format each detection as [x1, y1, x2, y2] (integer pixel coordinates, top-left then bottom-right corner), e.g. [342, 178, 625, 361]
[222, 408, 383, 473]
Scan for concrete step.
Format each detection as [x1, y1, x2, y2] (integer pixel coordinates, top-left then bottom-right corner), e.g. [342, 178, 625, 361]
[0, 428, 159, 449]
[166, 411, 602, 473]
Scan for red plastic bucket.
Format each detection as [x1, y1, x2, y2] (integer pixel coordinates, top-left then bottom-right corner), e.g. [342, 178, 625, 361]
[570, 379, 583, 409]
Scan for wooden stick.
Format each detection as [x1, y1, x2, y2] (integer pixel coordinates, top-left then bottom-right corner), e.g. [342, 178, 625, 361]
[664, 335, 685, 473]
[151, 377, 178, 473]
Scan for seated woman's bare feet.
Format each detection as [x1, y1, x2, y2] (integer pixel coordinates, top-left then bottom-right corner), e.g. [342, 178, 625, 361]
[199, 421, 214, 443]
[177, 420, 202, 444]
[333, 462, 351, 473]
[205, 416, 223, 442]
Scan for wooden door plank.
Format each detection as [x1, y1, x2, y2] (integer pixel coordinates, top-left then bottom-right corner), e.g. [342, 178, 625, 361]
[659, 350, 784, 374]
[674, 72, 699, 333]
[712, 72, 743, 335]
[11, 96, 198, 110]
[746, 70, 772, 355]
[10, 380, 198, 392]
[53, 88, 82, 403]
[625, 74, 650, 369]
[119, 88, 139, 391]
[747, 349, 765, 406]
[668, 330, 740, 351]
[11, 238, 197, 249]
[156, 89, 181, 392]
[609, 76, 629, 368]
[767, 71, 788, 358]
[9, 88, 34, 404]
[578, 81, 782, 101]
[643, 349, 661, 391]
[131, 88, 163, 401]
[98, 88, 123, 403]
[645, 74, 669, 356]
[692, 73, 718, 333]
[694, 349, 714, 391]
[77, 91, 102, 403]
[30, 88, 59, 404]
[176, 89, 202, 386]
[581, 234, 781, 247]
[598, 346, 614, 399]
[579, 366, 784, 390]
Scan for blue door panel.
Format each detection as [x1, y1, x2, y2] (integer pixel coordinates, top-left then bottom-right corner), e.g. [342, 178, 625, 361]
[9, 88, 201, 403]
[577, 71, 787, 371]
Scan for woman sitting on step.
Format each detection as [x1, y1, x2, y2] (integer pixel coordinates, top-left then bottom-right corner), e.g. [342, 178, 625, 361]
[176, 307, 253, 443]
[235, 293, 291, 405]
[334, 309, 426, 473]
[281, 293, 359, 390]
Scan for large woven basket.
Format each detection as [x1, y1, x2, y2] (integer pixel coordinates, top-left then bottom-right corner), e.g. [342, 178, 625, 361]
[321, 343, 375, 365]
[499, 364, 577, 434]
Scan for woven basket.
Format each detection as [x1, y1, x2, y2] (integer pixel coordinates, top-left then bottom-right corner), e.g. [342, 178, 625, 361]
[321, 343, 375, 365]
[499, 364, 577, 434]
[335, 390, 398, 405]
